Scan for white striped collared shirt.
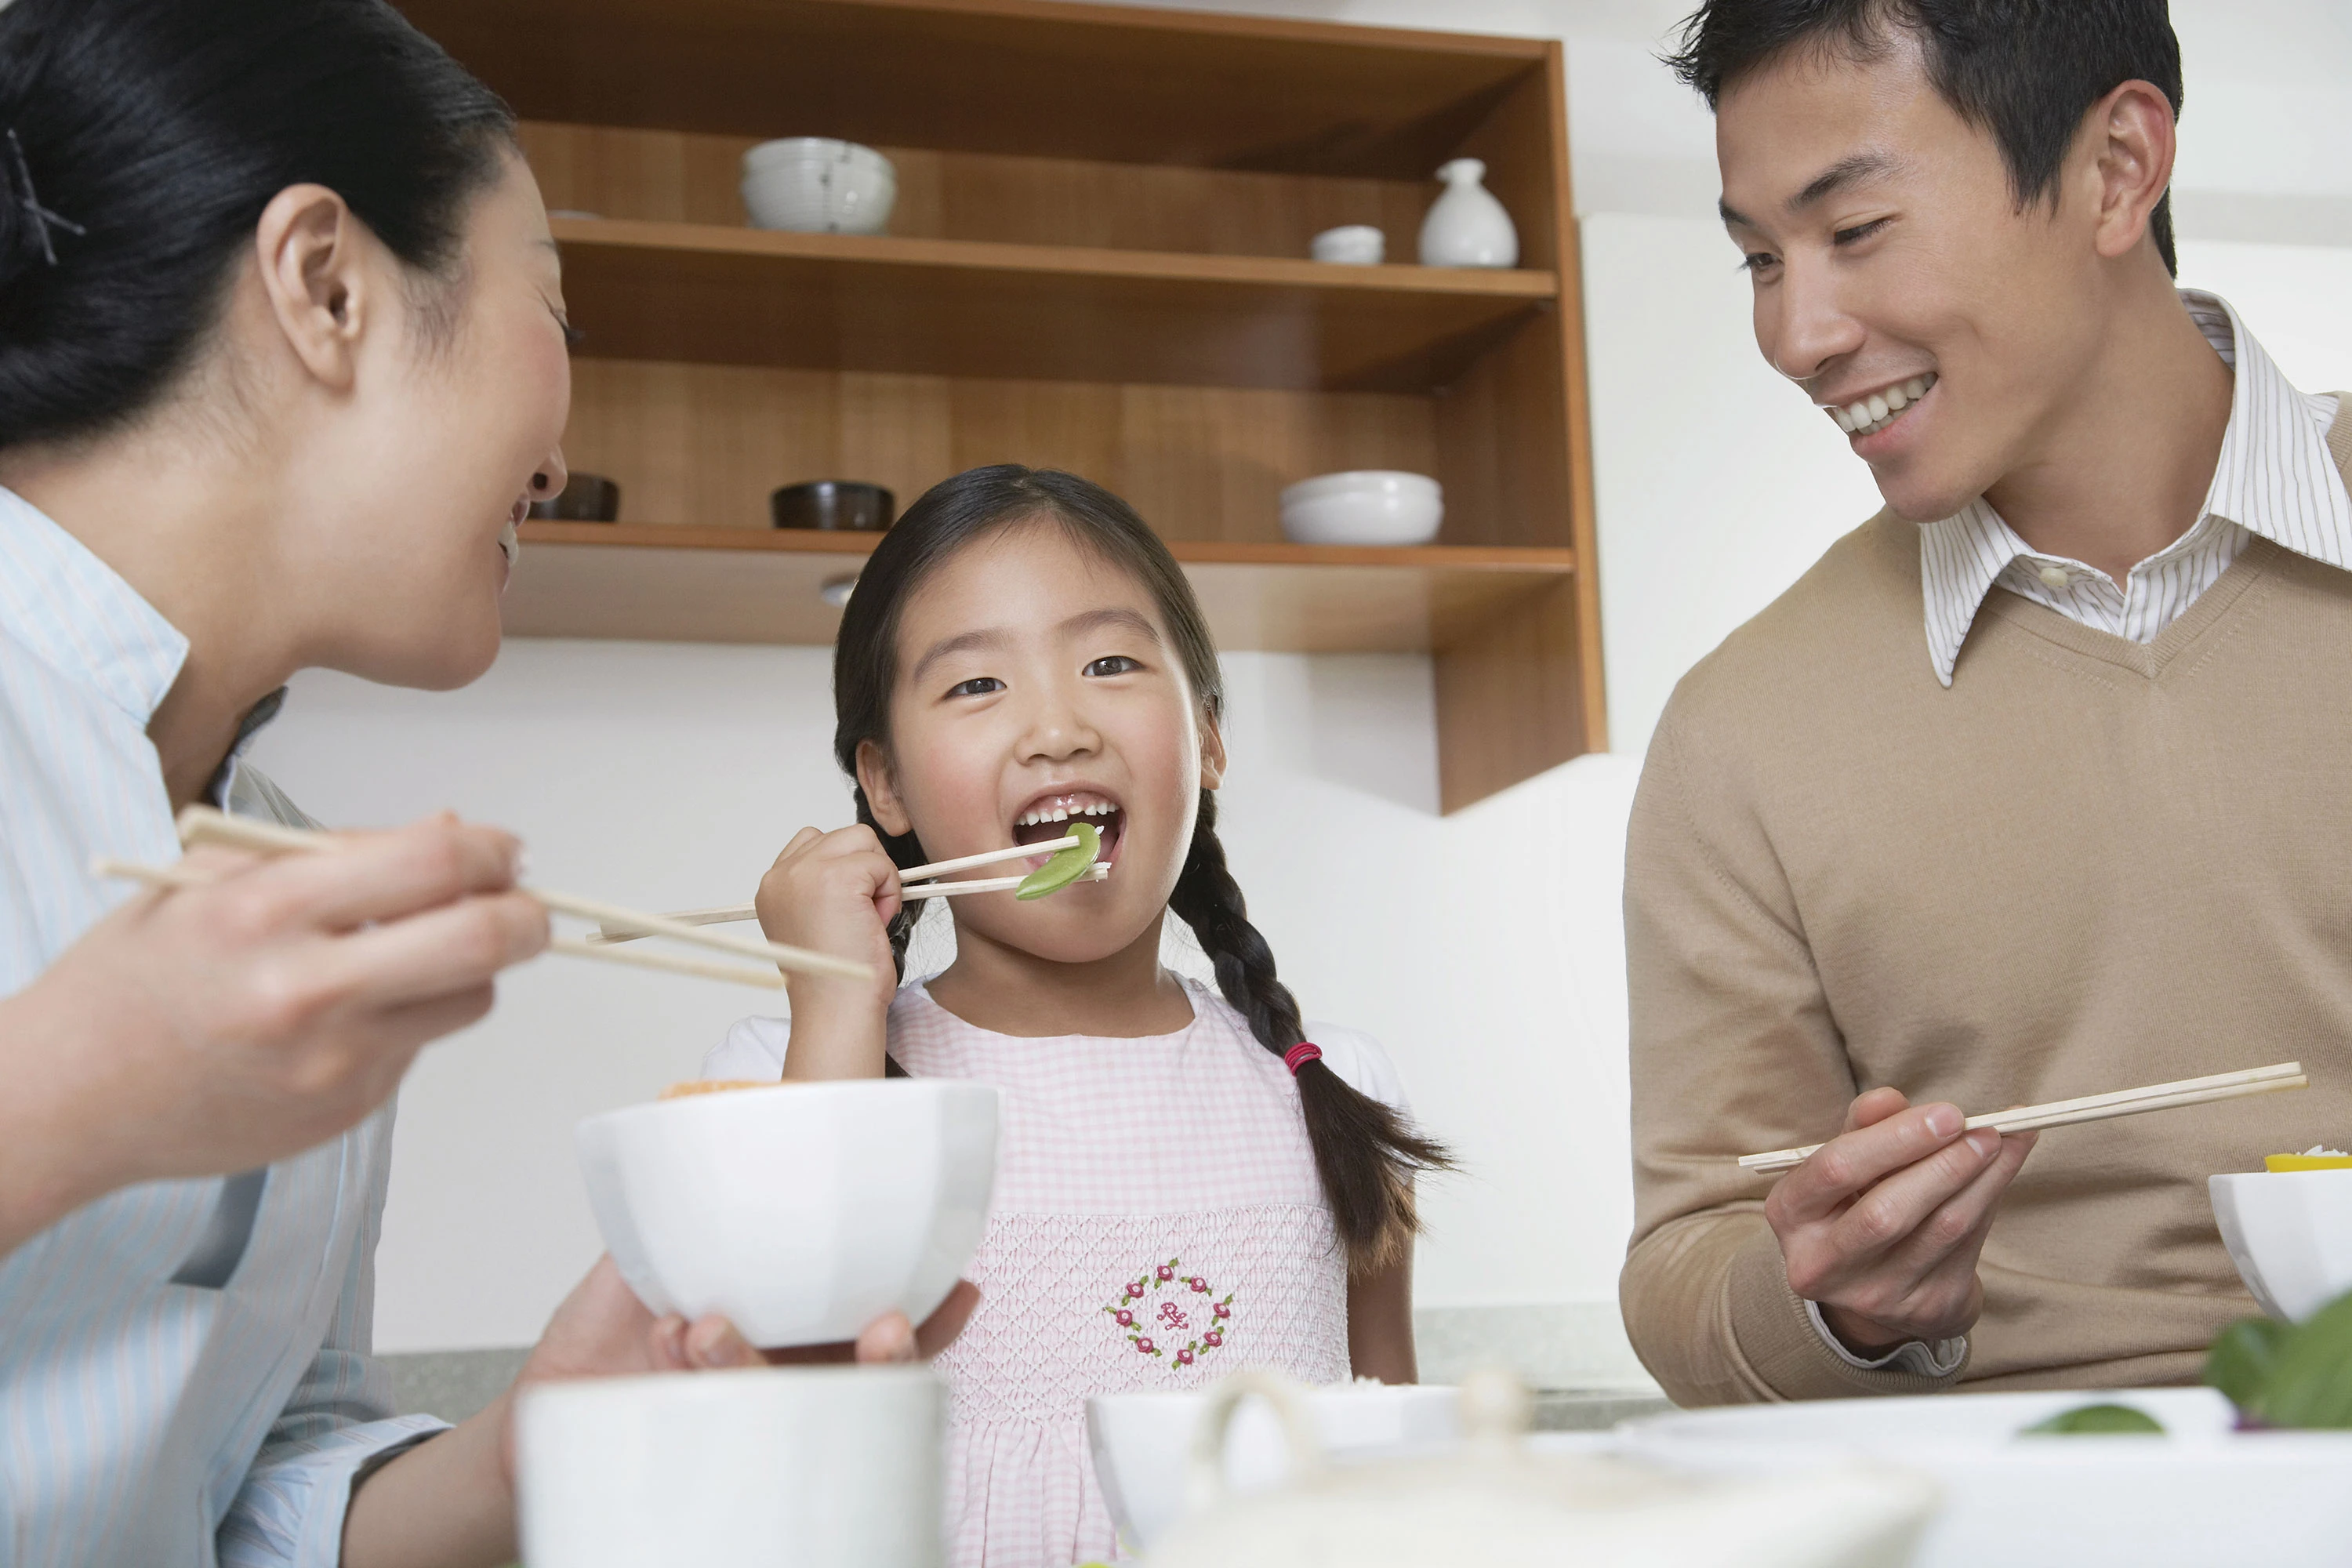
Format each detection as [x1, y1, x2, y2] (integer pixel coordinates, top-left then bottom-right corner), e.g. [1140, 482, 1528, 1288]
[0, 487, 444, 1566]
[1918, 291, 2352, 685]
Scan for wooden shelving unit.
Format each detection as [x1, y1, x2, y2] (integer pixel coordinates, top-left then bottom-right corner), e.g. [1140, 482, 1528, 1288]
[403, 0, 1604, 811]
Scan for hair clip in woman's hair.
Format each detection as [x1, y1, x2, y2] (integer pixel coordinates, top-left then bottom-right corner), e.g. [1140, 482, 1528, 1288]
[1283, 1042, 1324, 1076]
[5, 128, 88, 269]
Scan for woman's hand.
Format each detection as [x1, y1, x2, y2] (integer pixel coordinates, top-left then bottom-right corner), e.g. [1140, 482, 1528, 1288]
[0, 814, 546, 1257]
[753, 825, 904, 1079]
[340, 1258, 982, 1568]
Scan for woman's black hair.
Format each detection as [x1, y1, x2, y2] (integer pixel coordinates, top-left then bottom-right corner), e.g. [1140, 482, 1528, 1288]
[0, 0, 517, 452]
[834, 464, 1453, 1272]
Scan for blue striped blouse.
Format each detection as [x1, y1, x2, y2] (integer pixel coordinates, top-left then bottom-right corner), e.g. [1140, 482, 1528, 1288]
[0, 487, 445, 1566]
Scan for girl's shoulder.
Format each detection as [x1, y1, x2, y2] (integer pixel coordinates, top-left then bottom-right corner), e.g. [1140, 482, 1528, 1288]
[702, 1012, 789, 1083]
[1298, 1016, 1413, 1115]
[1185, 981, 1412, 1115]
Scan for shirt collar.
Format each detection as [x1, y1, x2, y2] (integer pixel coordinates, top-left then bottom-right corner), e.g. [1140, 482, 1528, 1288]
[1915, 289, 2352, 684]
[0, 485, 189, 724]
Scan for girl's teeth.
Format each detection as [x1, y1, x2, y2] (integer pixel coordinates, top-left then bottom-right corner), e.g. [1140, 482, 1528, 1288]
[1884, 384, 1908, 412]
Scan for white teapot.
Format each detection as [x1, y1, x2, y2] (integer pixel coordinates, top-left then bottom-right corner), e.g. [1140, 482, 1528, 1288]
[1145, 1369, 1936, 1568]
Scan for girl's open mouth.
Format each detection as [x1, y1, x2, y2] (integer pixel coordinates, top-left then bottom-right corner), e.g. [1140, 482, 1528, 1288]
[1011, 790, 1124, 869]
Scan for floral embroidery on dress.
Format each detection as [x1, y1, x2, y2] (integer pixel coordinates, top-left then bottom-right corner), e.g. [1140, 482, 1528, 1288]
[1102, 1256, 1236, 1366]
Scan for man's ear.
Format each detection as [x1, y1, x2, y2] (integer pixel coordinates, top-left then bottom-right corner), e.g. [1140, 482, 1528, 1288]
[1197, 707, 1229, 793]
[2085, 78, 2177, 263]
[855, 739, 914, 837]
[252, 183, 373, 390]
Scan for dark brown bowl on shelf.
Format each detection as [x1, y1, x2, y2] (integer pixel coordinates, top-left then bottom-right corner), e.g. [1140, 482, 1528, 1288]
[528, 473, 621, 522]
[771, 481, 894, 532]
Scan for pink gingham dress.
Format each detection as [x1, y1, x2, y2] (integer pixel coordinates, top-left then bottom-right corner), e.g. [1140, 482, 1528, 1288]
[706, 976, 1407, 1568]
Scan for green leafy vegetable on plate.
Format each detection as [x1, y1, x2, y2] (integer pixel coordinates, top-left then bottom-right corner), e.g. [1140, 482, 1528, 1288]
[2021, 1403, 2166, 1436]
[2207, 1287, 2352, 1429]
[1016, 821, 1100, 901]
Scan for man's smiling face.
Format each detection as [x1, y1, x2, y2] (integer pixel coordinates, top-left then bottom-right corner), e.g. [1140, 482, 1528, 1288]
[1717, 31, 2112, 522]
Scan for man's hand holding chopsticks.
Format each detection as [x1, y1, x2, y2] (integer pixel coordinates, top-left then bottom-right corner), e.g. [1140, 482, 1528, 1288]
[1765, 1087, 2039, 1358]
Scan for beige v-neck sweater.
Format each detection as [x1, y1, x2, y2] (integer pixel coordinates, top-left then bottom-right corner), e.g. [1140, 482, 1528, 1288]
[1621, 408, 2352, 1405]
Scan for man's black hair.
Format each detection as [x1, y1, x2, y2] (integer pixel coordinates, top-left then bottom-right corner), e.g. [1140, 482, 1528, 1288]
[1666, 0, 2183, 275]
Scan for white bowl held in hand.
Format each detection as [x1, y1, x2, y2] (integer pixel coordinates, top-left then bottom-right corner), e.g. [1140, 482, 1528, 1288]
[741, 137, 896, 234]
[1618, 1387, 2352, 1568]
[577, 1078, 998, 1347]
[1278, 470, 1443, 546]
[2209, 1169, 2352, 1320]
[517, 1365, 944, 1568]
[1087, 1381, 1460, 1554]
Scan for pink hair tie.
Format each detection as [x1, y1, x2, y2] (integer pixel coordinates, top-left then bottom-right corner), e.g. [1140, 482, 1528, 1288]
[1283, 1042, 1323, 1075]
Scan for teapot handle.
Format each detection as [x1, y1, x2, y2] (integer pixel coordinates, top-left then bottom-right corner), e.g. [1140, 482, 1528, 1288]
[1184, 1370, 1327, 1516]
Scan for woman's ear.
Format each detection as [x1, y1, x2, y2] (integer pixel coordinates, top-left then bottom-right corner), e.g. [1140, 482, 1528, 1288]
[1197, 708, 1229, 793]
[855, 739, 915, 836]
[252, 183, 374, 390]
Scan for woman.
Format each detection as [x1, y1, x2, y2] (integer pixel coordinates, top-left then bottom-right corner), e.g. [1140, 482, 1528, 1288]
[0, 3, 967, 1564]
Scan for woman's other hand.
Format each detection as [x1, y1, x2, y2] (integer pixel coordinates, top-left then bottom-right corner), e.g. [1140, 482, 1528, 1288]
[339, 1258, 980, 1568]
[754, 824, 903, 1078]
[0, 813, 546, 1256]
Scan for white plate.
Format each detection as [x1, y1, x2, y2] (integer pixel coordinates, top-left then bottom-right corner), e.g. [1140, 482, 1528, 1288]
[1617, 1387, 2352, 1568]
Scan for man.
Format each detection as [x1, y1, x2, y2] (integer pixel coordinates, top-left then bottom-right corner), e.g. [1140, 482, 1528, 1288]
[1620, 0, 2352, 1404]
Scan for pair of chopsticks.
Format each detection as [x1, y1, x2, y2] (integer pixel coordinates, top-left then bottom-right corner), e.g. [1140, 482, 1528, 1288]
[1737, 1061, 2309, 1175]
[94, 807, 873, 992]
[588, 835, 1106, 946]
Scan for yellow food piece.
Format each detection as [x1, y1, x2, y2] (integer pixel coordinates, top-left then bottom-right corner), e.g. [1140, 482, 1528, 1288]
[659, 1079, 774, 1100]
[2265, 1154, 2352, 1172]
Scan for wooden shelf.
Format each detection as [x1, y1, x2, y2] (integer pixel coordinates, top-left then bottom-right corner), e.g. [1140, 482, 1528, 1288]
[503, 524, 1573, 652]
[553, 218, 1555, 392]
[401, 0, 1548, 176]
[405, 0, 1606, 810]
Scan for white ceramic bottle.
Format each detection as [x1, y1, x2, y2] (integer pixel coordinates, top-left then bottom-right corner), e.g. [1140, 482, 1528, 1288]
[1417, 158, 1518, 268]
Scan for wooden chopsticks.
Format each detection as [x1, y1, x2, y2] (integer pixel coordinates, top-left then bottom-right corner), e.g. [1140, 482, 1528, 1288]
[589, 834, 1098, 945]
[1737, 1061, 2309, 1175]
[97, 807, 874, 991]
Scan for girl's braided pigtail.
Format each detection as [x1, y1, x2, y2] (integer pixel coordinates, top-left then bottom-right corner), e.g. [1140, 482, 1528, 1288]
[1167, 789, 1451, 1272]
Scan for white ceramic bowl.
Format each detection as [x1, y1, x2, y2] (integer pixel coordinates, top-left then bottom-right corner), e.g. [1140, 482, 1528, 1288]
[1087, 1381, 1459, 1554]
[517, 1365, 945, 1568]
[1617, 1387, 2352, 1568]
[1311, 224, 1385, 265]
[1277, 470, 1443, 546]
[577, 1079, 997, 1347]
[2210, 1169, 2352, 1320]
[741, 138, 896, 234]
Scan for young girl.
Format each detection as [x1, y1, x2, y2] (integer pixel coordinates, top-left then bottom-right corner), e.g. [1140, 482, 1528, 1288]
[706, 466, 1450, 1567]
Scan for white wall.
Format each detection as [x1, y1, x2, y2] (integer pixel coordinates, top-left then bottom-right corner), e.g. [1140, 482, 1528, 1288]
[247, 0, 2352, 1374]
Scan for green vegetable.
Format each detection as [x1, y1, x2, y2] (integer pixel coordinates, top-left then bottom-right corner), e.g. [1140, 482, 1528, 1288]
[1015, 821, 1100, 900]
[2021, 1403, 2166, 1436]
[2205, 1315, 2291, 1411]
[2209, 1287, 2352, 1429]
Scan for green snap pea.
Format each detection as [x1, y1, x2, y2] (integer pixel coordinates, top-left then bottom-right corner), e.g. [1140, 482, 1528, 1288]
[1016, 821, 1101, 900]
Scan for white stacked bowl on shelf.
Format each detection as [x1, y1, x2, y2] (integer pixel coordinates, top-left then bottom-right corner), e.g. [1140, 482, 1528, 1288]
[1278, 470, 1443, 546]
[741, 138, 897, 234]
